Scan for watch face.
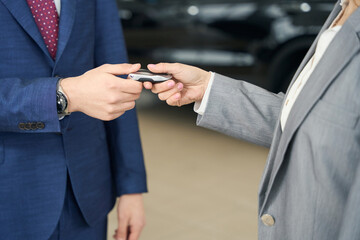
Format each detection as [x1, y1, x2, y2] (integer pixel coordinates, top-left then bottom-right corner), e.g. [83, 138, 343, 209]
[56, 91, 67, 114]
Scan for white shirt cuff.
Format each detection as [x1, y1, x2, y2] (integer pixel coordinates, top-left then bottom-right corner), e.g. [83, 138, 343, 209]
[194, 72, 215, 115]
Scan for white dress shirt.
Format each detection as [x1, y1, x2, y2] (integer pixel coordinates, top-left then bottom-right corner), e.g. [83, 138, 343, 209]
[54, 0, 61, 15]
[279, 25, 341, 130]
[193, 72, 215, 115]
[195, 20, 342, 131]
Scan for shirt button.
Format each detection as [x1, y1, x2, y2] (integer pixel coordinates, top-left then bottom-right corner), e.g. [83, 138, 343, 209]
[261, 214, 275, 227]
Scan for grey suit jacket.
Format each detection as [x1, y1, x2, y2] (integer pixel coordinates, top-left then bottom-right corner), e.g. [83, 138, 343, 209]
[197, 1, 360, 239]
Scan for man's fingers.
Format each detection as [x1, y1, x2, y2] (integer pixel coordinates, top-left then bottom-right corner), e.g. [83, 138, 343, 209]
[116, 217, 129, 240]
[120, 101, 136, 112]
[147, 63, 181, 75]
[118, 79, 143, 94]
[99, 63, 141, 75]
[113, 229, 118, 240]
[128, 227, 141, 240]
[119, 93, 141, 102]
[143, 82, 153, 89]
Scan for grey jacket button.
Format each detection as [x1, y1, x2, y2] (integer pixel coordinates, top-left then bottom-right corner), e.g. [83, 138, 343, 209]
[261, 214, 275, 227]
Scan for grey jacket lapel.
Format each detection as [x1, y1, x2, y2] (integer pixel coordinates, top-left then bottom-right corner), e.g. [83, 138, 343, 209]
[260, 4, 360, 214]
[258, 1, 342, 211]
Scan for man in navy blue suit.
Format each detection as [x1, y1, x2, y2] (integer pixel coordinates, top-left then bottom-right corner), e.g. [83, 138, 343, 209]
[0, 0, 147, 239]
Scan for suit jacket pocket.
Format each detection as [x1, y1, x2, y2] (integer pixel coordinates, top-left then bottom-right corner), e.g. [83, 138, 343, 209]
[312, 99, 359, 129]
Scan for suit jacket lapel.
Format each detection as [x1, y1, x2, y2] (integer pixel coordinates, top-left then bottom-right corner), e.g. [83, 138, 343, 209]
[278, 21, 360, 174]
[259, 1, 342, 212]
[260, 3, 360, 214]
[55, 0, 76, 64]
[0, 0, 53, 65]
[0, 0, 76, 66]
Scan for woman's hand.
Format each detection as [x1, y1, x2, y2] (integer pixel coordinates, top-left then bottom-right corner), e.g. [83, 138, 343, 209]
[143, 63, 211, 106]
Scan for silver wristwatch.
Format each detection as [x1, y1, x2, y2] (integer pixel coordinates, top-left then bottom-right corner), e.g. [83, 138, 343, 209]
[56, 78, 70, 120]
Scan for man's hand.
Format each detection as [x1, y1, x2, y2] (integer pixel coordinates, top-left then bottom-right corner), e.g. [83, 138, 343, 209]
[143, 63, 211, 106]
[61, 63, 143, 121]
[113, 194, 145, 240]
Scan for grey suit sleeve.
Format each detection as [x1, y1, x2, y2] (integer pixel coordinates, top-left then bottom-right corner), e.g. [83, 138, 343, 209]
[197, 73, 285, 147]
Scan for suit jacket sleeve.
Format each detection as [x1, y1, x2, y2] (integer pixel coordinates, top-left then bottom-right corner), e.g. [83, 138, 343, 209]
[197, 73, 285, 147]
[0, 76, 61, 133]
[95, 0, 147, 196]
[338, 156, 360, 239]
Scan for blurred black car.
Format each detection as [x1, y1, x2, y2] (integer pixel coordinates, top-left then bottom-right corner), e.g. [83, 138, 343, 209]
[116, 0, 334, 92]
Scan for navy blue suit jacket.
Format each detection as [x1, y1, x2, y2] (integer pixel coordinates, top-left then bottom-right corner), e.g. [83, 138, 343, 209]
[0, 0, 147, 239]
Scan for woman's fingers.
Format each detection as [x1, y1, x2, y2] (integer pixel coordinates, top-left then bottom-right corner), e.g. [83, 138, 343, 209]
[158, 83, 183, 101]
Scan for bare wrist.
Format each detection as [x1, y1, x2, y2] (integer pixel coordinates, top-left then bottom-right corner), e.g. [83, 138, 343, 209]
[203, 71, 211, 88]
[200, 71, 212, 101]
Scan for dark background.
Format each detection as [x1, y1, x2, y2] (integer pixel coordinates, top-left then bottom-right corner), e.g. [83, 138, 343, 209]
[117, 0, 333, 92]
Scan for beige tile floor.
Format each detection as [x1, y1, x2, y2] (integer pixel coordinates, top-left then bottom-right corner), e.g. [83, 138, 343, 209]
[107, 92, 269, 240]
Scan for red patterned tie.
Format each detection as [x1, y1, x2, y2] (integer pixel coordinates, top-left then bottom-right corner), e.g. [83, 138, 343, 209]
[26, 0, 59, 60]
